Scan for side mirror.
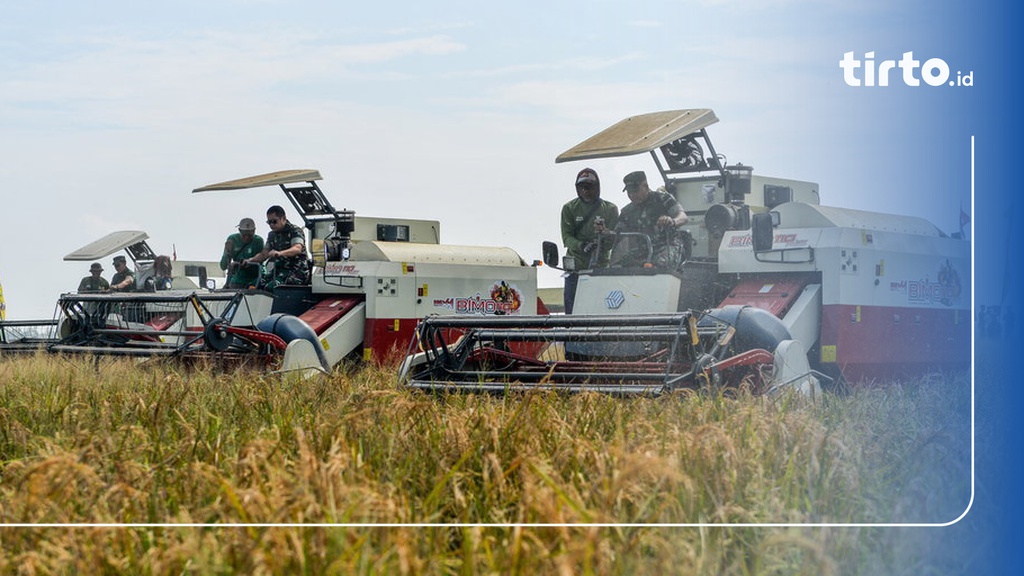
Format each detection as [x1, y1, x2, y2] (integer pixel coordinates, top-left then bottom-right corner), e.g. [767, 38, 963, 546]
[542, 241, 560, 269]
[751, 212, 774, 253]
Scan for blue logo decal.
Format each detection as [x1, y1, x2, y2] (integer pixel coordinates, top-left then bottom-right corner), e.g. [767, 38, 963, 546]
[605, 290, 625, 309]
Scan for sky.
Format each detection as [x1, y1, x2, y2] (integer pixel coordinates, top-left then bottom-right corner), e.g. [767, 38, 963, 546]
[0, 0, 985, 317]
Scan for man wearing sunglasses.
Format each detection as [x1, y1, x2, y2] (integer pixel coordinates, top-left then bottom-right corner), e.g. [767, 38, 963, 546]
[559, 167, 619, 313]
[110, 255, 136, 292]
[242, 205, 310, 290]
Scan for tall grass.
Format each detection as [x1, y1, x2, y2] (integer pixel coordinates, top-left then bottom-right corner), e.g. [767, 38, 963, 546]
[0, 353, 973, 574]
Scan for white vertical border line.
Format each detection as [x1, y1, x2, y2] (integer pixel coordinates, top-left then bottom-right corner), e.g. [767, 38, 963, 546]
[947, 134, 976, 526]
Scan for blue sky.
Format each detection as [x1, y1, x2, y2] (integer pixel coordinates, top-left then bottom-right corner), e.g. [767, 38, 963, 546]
[0, 1, 983, 316]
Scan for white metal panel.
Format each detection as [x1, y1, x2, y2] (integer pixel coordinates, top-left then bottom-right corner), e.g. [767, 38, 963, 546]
[718, 228, 824, 274]
[415, 263, 538, 318]
[348, 241, 526, 266]
[774, 202, 942, 237]
[281, 339, 327, 376]
[229, 293, 275, 327]
[572, 273, 681, 315]
[721, 222, 969, 311]
[356, 217, 440, 244]
[781, 284, 822, 349]
[318, 301, 366, 367]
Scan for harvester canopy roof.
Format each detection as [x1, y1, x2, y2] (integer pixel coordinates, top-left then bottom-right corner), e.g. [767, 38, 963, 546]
[192, 169, 322, 193]
[555, 109, 719, 163]
[64, 230, 150, 261]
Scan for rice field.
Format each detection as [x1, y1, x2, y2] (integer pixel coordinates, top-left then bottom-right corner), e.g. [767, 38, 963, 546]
[0, 353, 976, 574]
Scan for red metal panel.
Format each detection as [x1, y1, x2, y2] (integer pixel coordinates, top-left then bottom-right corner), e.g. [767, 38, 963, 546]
[146, 313, 182, 331]
[364, 318, 420, 363]
[298, 296, 364, 335]
[819, 303, 970, 383]
[718, 274, 811, 318]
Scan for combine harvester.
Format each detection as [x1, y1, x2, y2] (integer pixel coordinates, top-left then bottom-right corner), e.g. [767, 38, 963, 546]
[0, 109, 969, 394]
[0, 170, 541, 373]
[400, 109, 971, 394]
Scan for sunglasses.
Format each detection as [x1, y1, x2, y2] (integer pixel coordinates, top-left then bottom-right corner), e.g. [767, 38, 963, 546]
[266, 218, 280, 225]
[576, 183, 595, 191]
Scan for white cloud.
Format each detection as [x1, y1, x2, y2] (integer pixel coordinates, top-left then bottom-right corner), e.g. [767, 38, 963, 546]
[443, 52, 644, 79]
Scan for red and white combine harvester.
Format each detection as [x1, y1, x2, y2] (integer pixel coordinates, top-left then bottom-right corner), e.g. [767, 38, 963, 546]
[0, 109, 969, 394]
[0, 170, 540, 373]
[400, 109, 970, 394]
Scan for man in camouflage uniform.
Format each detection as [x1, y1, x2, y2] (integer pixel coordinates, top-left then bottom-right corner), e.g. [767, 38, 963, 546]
[616, 171, 689, 268]
[243, 205, 309, 290]
[109, 255, 136, 291]
[560, 167, 619, 313]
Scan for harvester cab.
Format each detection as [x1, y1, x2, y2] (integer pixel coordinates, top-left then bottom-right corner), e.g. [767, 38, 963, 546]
[539, 109, 804, 326]
[192, 169, 357, 279]
[556, 109, 819, 260]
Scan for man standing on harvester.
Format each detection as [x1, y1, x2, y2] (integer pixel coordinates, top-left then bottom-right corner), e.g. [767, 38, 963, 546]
[109, 255, 136, 292]
[221, 217, 265, 288]
[77, 262, 110, 292]
[560, 168, 619, 314]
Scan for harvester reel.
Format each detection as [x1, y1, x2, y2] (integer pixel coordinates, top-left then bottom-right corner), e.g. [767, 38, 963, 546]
[203, 318, 235, 351]
[693, 352, 721, 394]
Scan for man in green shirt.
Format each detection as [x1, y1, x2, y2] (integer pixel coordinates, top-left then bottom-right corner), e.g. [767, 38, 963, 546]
[220, 218, 265, 288]
[559, 168, 619, 313]
[77, 262, 110, 292]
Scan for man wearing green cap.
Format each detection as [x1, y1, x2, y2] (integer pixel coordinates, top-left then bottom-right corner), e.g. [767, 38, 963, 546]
[78, 262, 110, 292]
[617, 170, 689, 267]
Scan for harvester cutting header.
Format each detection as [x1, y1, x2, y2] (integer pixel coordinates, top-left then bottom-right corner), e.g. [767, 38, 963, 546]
[0, 109, 970, 394]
